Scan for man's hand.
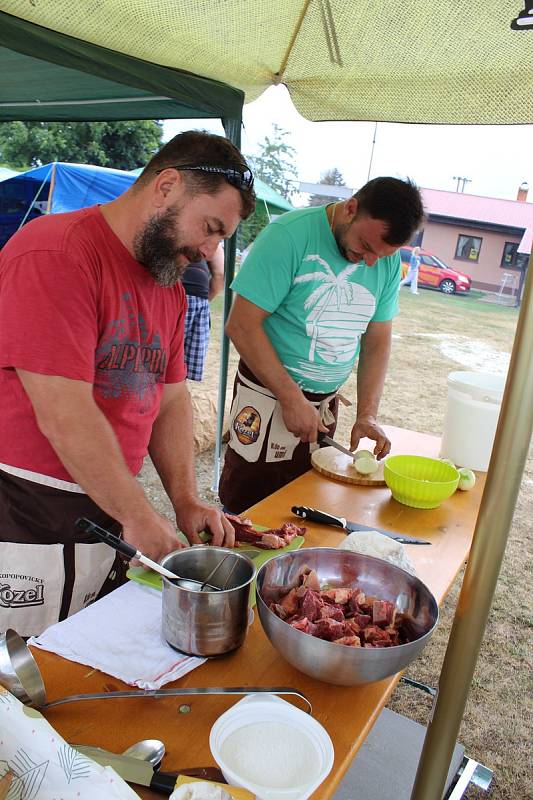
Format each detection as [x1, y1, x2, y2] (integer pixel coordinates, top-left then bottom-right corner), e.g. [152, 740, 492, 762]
[123, 513, 185, 564]
[350, 416, 391, 460]
[280, 394, 329, 443]
[176, 499, 235, 548]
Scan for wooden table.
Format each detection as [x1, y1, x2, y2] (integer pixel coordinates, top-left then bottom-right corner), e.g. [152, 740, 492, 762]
[32, 426, 485, 799]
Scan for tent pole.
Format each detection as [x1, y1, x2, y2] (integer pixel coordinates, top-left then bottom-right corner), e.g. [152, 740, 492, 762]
[410, 250, 533, 799]
[212, 116, 242, 494]
[46, 162, 57, 213]
[17, 166, 53, 230]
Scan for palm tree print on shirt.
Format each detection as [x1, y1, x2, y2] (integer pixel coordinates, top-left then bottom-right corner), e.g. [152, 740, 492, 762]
[293, 254, 376, 373]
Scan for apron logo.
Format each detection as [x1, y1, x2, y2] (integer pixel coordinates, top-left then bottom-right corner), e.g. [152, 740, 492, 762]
[0, 581, 44, 608]
[233, 405, 261, 445]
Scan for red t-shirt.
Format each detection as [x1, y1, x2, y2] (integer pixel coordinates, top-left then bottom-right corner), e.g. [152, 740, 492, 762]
[0, 206, 187, 481]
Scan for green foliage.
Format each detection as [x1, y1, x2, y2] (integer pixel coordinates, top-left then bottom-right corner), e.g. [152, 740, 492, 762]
[247, 124, 298, 201]
[237, 202, 270, 252]
[238, 124, 298, 250]
[0, 120, 163, 171]
[308, 167, 347, 207]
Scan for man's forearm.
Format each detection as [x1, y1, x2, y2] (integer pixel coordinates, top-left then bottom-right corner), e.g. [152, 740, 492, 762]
[148, 385, 197, 507]
[356, 324, 392, 420]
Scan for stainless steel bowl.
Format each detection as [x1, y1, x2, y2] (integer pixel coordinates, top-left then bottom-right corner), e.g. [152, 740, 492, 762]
[0, 629, 46, 706]
[256, 548, 438, 686]
[161, 547, 256, 657]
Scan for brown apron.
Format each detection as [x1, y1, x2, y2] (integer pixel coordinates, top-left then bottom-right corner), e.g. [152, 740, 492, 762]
[0, 469, 127, 637]
[218, 361, 339, 514]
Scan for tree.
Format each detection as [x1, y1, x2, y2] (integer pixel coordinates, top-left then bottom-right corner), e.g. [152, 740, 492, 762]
[0, 121, 163, 171]
[307, 167, 347, 207]
[247, 124, 298, 200]
[237, 203, 269, 254]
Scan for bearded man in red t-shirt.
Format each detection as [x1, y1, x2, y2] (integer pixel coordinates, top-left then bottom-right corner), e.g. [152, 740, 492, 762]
[0, 130, 255, 636]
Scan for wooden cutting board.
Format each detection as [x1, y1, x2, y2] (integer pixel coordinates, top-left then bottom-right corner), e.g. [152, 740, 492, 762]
[311, 445, 386, 486]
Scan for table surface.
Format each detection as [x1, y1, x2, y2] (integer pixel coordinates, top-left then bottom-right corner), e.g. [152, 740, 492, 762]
[32, 426, 485, 799]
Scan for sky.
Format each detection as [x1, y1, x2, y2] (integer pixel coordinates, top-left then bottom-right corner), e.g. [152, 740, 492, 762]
[163, 85, 533, 208]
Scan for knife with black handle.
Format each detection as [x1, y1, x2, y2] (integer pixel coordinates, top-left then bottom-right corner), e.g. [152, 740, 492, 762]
[291, 506, 431, 545]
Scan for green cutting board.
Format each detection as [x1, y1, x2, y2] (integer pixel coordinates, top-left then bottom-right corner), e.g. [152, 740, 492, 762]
[127, 528, 304, 607]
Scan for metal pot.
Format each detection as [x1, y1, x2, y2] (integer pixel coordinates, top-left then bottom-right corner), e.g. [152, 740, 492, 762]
[160, 547, 255, 657]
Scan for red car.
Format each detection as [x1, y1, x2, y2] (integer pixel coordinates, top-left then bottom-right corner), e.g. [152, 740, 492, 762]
[400, 246, 472, 294]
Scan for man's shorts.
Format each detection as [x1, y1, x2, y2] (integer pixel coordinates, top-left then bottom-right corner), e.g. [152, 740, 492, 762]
[184, 296, 210, 381]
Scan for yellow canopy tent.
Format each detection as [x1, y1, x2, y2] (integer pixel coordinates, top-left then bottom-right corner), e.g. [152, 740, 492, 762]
[0, 3, 532, 798]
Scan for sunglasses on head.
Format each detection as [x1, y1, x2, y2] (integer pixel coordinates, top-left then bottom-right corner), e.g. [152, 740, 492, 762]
[155, 164, 254, 191]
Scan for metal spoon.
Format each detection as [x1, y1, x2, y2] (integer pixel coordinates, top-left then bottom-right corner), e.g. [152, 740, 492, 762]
[122, 739, 166, 766]
[73, 739, 166, 768]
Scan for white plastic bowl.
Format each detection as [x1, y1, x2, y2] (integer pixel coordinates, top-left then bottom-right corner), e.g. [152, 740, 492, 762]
[209, 694, 334, 800]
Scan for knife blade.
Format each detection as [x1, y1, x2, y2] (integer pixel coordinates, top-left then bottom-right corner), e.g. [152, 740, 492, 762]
[74, 746, 226, 793]
[317, 433, 357, 459]
[291, 506, 431, 545]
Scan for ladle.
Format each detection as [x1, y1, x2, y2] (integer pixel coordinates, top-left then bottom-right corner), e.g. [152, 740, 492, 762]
[75, 518, 220, 591]
[0, 629, 46, 707]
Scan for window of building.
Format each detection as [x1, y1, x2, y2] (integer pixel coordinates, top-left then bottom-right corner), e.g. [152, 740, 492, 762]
[455, 235, 482, 262]
[501, 241, 528, 270]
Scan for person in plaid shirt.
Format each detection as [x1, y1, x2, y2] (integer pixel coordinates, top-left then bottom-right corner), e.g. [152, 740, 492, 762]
[181, 243, 224, 381]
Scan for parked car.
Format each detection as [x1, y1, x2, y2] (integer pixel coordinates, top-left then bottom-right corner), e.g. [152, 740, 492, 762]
[400, 246, 472, 294]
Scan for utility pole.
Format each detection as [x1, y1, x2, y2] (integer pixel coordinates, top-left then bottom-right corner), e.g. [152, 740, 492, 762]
[453, 176, 472, 192]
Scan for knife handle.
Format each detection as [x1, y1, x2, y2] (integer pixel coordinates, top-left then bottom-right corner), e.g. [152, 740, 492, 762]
[150, 771, 180, 794]
[151, 768, 227, 793]
[291, 506, 346, 529]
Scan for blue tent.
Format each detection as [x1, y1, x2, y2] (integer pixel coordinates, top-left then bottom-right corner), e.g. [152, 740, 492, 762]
[0, 161, 137, 248]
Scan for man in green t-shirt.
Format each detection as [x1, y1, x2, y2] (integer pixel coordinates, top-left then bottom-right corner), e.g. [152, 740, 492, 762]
[219, 177, 424, 513]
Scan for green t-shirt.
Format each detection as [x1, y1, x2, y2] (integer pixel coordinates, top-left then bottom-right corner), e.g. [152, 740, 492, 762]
[232, 206, 400, 393]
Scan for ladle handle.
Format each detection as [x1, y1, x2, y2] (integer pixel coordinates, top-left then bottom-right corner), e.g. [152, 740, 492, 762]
[75, 518, 180, 580]
[42, 686, 312, 714]
[76, 518, 137, 560]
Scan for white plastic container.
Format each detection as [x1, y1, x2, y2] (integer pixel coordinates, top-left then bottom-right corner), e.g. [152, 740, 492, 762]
[440, 371, 506, 471]
[210, 694, 334, 800]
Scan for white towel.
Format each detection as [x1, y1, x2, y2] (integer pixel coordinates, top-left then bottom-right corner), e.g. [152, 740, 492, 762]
[29, 582, 206, 689]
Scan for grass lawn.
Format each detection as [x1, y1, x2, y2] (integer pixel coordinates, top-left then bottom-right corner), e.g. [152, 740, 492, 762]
[141, 285, 531, 798]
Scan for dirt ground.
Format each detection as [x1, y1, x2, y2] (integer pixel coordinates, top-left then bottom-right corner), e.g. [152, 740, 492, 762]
[139, 287, 532, 799]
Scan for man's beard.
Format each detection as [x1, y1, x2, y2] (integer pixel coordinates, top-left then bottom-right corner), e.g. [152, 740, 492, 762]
[334, 220, 362, 263]
[133, 204, 203, 287]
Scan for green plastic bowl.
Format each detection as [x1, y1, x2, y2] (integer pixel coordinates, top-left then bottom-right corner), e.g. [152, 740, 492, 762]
[384, 455, 460, 509]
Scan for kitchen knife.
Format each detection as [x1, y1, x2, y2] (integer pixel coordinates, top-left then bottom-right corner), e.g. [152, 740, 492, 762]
[291, 506, 431, 545]
[317, 432, 357, 459]
[74, 746, 226, 793]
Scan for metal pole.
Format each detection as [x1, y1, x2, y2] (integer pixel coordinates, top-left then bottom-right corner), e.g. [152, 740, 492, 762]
[410, 250, 533, 799]
[366, 122, 378, 183]
[213, 116, 242, 492]
[46, 162, 57, 213]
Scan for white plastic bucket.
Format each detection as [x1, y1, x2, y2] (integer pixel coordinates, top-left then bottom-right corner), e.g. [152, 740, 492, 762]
[440, 371, 506, 471]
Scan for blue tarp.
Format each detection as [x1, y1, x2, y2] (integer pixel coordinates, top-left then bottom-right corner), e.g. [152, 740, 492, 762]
[0, 162, 138, 247]
[0, 161, 137, 214]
